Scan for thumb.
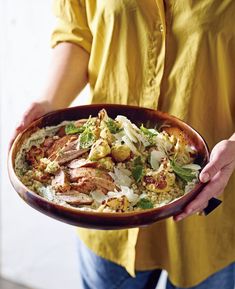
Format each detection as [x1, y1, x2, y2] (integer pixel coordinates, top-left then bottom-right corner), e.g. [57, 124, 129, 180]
[200, 153, 224, 183]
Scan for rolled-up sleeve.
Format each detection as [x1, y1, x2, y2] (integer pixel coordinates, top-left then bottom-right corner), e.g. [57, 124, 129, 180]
[51, 0, 92, 53]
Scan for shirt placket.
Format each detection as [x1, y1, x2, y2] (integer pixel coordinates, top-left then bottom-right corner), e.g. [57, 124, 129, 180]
[141, 1, 166, 109]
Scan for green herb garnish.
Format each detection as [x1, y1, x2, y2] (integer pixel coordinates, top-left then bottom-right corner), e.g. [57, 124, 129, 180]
[132, 165, 143, 182]
[140, 124, 158, 137]
[79, 127, 96, 149]
[106, 118, 122, 134]
[171, 160, 196, 182]
[132, 156, 144, 182]
[65, 123, 85, 135]
[137, 198, 154, 209]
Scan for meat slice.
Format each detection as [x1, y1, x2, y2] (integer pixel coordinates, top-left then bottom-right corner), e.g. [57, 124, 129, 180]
[46, 135, 78, 159]
[69, 167, 116, 194]
[46, 134, 88, 164]
[56, 192, 93, 205]
[69, 167, 111, 182]
[55, 149, 89, 165]
[68, 159, 99, 169]
[51, 170, 71, 193]
[70, 180, 96, 194]
[56, 126, 66, 137]
[43, 137, 55, 149]
[89, 177, 116, 192]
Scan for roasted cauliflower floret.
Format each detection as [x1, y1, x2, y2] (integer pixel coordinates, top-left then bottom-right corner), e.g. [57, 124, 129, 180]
[111, 144, 131, 162]
[144, 171, 175, 193]
[88, 139, 111, 161]
[103, 195, 130, 212]
[97, 157, 114, 170]
[40, 158, 60, 174]
[163, 127, 196, 164]
[100, 127, 115, 144]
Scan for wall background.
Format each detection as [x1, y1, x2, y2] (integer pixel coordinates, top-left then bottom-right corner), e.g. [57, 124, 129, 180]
[0, 1, 166, 288]
[0, 1, 88, 289]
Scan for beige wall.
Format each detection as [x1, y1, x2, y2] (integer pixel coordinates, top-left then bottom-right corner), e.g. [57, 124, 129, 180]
[0, 1, 86, 288]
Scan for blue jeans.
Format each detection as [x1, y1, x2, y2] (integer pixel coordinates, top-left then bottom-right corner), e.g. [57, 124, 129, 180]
[77, 238, 235, 289]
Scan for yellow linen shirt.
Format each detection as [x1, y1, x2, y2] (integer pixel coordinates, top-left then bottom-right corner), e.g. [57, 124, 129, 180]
[51, 0, 235, 287]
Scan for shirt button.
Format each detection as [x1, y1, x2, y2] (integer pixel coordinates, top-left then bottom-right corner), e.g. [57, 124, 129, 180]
[159, 24, 164, 32]
[149, 79, 156, 86]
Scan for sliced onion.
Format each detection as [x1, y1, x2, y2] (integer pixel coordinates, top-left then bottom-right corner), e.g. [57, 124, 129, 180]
[120, 186, 139, 204]
[109, 167, 132, 187]
[107, 186, 139, 205]
[122, 135, 139, 155]
[150, 150, 166, 170]
[91, 191, 107, 204]
[182, 164, 201, 171]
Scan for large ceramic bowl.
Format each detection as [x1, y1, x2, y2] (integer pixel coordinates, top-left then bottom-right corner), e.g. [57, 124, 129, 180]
[8, 104, 209, 229]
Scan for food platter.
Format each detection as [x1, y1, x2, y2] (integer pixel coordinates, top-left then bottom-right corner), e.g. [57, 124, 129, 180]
[8, 104, 209, 229]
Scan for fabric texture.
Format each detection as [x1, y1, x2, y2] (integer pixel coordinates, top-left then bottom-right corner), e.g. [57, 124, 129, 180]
[51, 0, 235, 287]
[166, 262, 235, 289]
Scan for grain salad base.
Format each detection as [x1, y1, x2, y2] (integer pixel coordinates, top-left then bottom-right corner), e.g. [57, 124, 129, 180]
[14, 110, 201, 213]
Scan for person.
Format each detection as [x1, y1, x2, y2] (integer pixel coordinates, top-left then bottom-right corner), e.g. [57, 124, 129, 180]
[11, 1, 235, 288]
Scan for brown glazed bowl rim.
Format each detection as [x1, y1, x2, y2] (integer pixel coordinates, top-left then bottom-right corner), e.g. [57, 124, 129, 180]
[8, 104, 210, 229]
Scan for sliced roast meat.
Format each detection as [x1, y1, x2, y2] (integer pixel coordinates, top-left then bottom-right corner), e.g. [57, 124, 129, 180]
[68, 159, 100, 169]
[46, 134, 88, 164]
[51, 170, 71, 193]
[89, 177, 116, 192]
[46, 135, 78, 159]
[43, 137, 55, 148]
[55, 149, 89, 165]
[56, 192, 93, 205]
[56, 126, 66, 137]
[68, 159, 88, 169]
[52, 170, 67, 186]
[68, 167, 116, 194]
[69, 167, 112, 182]
[70, 180, 96, 194]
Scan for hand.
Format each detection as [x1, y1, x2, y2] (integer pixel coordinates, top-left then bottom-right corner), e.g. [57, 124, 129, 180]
[174, 137, 235, 221]
[9, 100, 55, 150]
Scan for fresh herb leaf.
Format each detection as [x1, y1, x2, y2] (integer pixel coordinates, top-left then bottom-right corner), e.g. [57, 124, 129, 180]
[132, 157, 144, 182]
[84, 116, 95, 128]
[171, 160, 196, 182]
[106, 118, 122, 134]
[79, 128, 96, 149]
[132, 165, 143, 182]
[137, 198, 154, 209]
[133, 156, 142, 166]
[140, 124, 158, 137]
[65, 123, 85, 135]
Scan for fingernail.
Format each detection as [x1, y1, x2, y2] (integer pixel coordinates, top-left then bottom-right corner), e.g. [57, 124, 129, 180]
[175, 215, 184, 222]
[201, 172, 210, 183]
[186, 208, 193, 214]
